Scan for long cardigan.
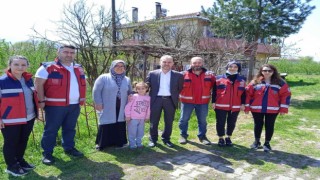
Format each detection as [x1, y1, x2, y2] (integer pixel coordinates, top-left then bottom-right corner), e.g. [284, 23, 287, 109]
[92, 73, 132, 125]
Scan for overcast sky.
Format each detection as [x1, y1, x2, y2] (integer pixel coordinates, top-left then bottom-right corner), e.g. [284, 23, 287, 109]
[0, 0, 319, 61]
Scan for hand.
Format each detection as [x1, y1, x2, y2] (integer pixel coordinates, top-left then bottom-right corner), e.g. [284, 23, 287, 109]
[145, 119, 149, 122]
[211, 103, 216, 110]
[0, 120, 4, 129]
[240, 104, 245, 111]
[39, 102, 45, 109]
[128, 94, 133, 102]
[125, 117, 131, 122]
[244, 111, 249, 114]
[95, 104, 103, 111]
[279, 112, 285, 115]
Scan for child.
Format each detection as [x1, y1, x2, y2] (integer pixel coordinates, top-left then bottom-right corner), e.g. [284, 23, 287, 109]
[125, 82, 150, 148]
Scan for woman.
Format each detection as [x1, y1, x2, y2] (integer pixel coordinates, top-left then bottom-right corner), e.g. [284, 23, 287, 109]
[245, 64, 291, 152]
[93, 60, 132, 150]
[212, 61, 246, 147]
[0, 55, 39, 176]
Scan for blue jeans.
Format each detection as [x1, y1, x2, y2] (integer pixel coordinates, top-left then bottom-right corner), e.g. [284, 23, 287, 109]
[41, 104, 80, 155]
[178, 103, 208, 139]
[127, 119, 145, 148]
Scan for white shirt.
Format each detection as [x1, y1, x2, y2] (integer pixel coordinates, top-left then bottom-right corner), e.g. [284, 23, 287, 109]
[157, 70, 171, 96]
[35, 63, 80, 104]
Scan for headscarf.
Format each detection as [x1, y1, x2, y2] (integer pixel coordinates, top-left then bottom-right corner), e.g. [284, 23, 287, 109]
[110, 60, 126, 98]
[226, 60, 242, 75]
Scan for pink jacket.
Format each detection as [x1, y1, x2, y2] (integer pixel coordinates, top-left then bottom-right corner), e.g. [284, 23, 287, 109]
[125, 94, 150, 120]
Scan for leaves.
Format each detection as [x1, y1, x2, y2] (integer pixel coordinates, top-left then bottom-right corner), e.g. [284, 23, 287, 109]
[203, 0, 315, 42]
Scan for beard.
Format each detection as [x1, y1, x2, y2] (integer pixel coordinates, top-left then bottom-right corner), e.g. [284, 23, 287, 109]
[192, 66, 202, 71]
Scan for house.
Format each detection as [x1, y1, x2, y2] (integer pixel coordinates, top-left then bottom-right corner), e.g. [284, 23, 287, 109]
[111, 2, 281, 74]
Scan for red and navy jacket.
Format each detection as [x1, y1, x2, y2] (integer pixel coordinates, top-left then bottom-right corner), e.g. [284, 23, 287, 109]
[212, 74, 246, 112]
[0, 70, 39, 125]
[245, 80, 291, 114]
[179, 68, 215, 104]
[42, 59, 86, 106]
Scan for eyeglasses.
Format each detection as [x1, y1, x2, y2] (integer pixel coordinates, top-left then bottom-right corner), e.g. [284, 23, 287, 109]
[262, 70, 273, 73]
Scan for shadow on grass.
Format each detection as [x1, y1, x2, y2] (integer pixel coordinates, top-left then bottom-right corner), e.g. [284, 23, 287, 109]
[290, 99, 320, 109]
[253, 150, 320, 169]
[104, 140, 234, 174]
[17, 156, 124, 180]
[287, 80, 316, 87]
[210, 144, 320, 169]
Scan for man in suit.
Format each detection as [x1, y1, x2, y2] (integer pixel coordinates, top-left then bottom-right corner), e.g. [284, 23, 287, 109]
[146, 55, 184, 148]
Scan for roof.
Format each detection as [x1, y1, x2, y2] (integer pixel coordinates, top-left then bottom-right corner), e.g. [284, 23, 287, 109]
[198, 38, 280, 57]
[119, 12, 211, 29]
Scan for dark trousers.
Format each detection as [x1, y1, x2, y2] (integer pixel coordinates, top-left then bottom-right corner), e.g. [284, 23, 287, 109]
[252, 112, 278, 142]
[41, 104, 80, 155]
[1, 119, 35, 167]
[215, 109, 239, 137]
[150, 96, 176, 142]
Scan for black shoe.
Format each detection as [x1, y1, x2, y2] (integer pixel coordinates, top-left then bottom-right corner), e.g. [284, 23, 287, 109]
[163, 141, 174, 148]
[42, 154, 55, 165]
[218, 138, 225, 147]
[18, 159, 35, 171]
[65, 148, 84, 157]
[5, 163, 28, 177]
[225, 137, 233, 147]
[148, 141, 156, 147]
[199, 136, 211, 145]
[263, 142, 272, 152]
[250, 141, 262, 149]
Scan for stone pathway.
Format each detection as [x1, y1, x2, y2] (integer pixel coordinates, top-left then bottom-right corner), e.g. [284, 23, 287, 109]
[166, 149, 319, 179]
[123, 146, 320, 180]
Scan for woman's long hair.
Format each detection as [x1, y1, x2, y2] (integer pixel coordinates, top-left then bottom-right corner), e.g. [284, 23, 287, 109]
[252, 64, 283, 85]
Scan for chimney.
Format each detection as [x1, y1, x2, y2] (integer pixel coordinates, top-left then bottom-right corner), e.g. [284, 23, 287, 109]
[155, 2, 161, 19]
[132, 7, 138, 23]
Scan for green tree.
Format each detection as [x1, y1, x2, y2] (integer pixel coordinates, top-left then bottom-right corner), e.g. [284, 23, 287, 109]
[9, 41, 57, 74]
[0, 40, 10, 72]
[203, 0, 315, 80]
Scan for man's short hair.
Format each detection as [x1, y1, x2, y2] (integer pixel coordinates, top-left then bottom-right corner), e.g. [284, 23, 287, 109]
[59, 44, 76, 50]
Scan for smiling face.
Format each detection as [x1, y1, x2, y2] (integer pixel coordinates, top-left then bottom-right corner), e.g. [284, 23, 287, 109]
[261, 66, 274, 80]
[160, 55, 174, 72]
[136, 85, 148, 96]
[113, 62, 125, 74]
[227, 64, 239, 74]
[191, 57, 203, 71]
[9, 57, 29, 78]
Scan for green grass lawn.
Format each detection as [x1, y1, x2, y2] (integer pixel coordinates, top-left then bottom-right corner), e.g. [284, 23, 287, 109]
[0, 74, 319, 179]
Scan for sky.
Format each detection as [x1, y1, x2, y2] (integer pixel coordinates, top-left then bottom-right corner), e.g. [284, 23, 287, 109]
[0, 0, 319, 61]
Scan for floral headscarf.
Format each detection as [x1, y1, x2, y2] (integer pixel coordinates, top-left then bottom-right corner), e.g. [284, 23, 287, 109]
[110, 60, 126, 98]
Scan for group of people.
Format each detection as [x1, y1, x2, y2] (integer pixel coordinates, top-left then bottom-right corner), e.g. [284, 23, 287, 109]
[0, 45, 86, 176]
[0, 45, 291, 177]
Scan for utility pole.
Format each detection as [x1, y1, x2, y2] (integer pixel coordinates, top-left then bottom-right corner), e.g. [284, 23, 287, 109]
[112, 0, 116, 45]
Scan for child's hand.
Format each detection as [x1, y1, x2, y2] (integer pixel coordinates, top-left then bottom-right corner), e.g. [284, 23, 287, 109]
[145, 119, 149, 122]
[125, 117, 131, 121]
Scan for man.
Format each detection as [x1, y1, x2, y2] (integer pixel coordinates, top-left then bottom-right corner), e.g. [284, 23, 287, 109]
[178, 57, 215, 145]
[35, 45, 86, 165]
[146, 55, 184, 148]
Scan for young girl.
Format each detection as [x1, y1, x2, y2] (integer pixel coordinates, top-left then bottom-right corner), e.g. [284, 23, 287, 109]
[125, 82, 150, 148]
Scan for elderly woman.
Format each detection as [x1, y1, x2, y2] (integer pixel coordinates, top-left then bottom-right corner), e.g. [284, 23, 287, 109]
[0, 55, 39, 176]
[93, 60, 132, 150]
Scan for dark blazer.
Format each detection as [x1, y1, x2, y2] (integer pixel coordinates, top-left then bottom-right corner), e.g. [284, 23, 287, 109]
[146, 69, 184, 108]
